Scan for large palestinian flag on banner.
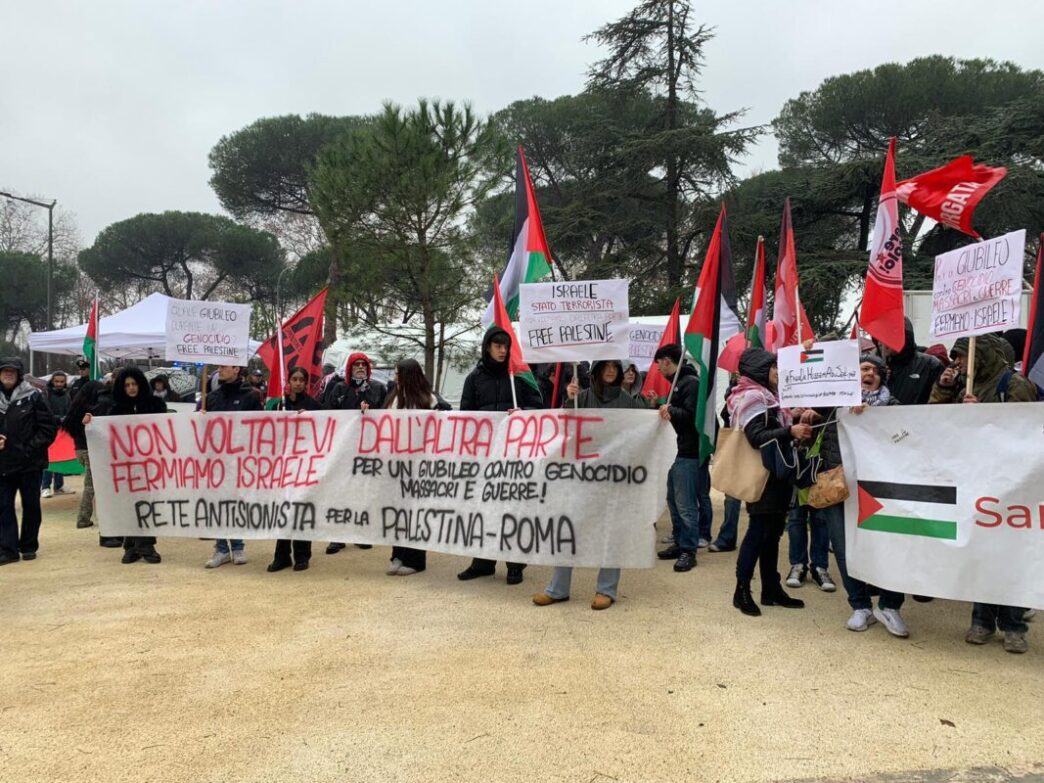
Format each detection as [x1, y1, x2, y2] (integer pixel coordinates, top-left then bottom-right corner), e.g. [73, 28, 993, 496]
[683, 206, 730, 464]
[482, 146, 553, 325]
[856, 480, 958, 541]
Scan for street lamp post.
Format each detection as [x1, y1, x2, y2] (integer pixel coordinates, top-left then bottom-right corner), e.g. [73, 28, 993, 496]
[1, 191, 57, 371]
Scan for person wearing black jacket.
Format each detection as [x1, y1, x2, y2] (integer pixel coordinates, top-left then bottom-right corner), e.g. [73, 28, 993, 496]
[41, 371, 74, 498]
[204, 365, 262, 567]
[457, 326, 542, 584]
[64, 381, 115, 539]
[875, 317, 942, 405]
[726, 348, 812, 616]
[267, 368, 321, 573]
[69, 358, 91, 397]
[0, 357, 58, 565]
[84, 367, 167, 564]
[652, 344, 702, 573]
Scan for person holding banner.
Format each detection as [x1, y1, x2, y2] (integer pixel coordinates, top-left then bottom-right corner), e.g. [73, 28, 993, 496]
[203, 365, 262, 568]
[532, 359, 644, 609]
[266, 368, 322, 573]
[457, 326, 542, 585]
[84, 367, 167, 565]
[63, 382, 112, 538]
[652, 345, 701, 573]
[727, 348, 812, 616]
[0, 357, 58, 566]
[383, 359, 448, 576]
[929, 334, 1035, 653]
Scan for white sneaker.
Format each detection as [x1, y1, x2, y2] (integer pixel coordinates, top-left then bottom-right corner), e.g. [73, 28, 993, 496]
[206, 550, 231, 569]
[812, 567, 837, 593]
[847, 608, 877, 632]
[385, 558, 403, 575]
[231, 549, 247, 566]
[41, 488, 53, 499]
[873, 607, 910, 638]
[697, 538, 710, 549]
[785, 564, 806, 588]
[395, 566, 418, 576]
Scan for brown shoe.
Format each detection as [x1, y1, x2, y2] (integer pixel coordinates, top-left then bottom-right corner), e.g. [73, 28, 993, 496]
[591, 593, 615, 611]
[532, 593, 568, 606]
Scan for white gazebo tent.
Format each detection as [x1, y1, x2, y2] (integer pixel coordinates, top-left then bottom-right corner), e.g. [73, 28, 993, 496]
[28, 292, 262, 368]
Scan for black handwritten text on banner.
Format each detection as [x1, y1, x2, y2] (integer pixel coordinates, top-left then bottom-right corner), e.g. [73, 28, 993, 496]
[86, 410, 673, 568]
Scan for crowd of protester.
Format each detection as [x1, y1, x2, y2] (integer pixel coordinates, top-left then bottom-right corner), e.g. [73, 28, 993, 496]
[0, 319, 1038, 653]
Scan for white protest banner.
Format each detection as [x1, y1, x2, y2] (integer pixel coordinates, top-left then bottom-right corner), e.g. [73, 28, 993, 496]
[165, 298, 253, 366]
[628, 322, 666, 369]
[86, 409, 672, 568]
[838, 403, 1044, 608]
[777, 340, 861, 408]
[929, 229, 1025, 339]
[518, 279, 629, 364]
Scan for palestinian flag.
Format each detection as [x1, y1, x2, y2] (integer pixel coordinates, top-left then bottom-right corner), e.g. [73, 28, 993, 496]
[643, 297, 681, 404]
[719, 235, 767, 371]
[1023, 235, 1044, 389]
[800, 348, 824, 364]
[491, 272, 539, 394]
[84, 296, 100, 380]
[482, 146, 553, 325]
[47, 430, 85, 476]
[857, 480, 957, 541]
[683, 205, 729, 464]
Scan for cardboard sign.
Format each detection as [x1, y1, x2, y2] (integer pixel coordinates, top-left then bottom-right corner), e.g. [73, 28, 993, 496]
[165, 299, 252, 366]
[839, 403, 1044, 608]
[518, 280, 630, 363]
[930, 229, 1025, 339]
[86, 409, 673, 569]
[628, 323, 666, 369]
[778, 340, 861, 408]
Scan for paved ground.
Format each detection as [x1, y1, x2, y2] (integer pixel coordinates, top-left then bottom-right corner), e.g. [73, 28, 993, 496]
[2, 479, 1042, 783]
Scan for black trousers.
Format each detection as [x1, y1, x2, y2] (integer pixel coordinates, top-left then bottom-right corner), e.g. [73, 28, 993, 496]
[0, 470, 42, 557]
[736, 512, 786, 587]
[392, 546, 426, 571]
[274, 539, 312, 564]
[124, 536, 156, 551]
[468, 558, 526, 573]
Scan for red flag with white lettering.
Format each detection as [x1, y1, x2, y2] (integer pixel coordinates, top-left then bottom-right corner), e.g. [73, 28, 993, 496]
[895, 155, 1006, 240]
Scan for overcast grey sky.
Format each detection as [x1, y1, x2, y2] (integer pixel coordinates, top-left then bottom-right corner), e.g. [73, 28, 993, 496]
[2, 0, 1042, 247]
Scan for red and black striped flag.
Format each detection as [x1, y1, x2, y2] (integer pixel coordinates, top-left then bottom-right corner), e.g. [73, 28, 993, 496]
[257, 288, 329, 401]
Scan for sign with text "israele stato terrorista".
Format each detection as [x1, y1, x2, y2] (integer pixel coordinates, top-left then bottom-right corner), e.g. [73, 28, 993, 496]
[518, 280, 630, 364]
[86, 409, 673, 568]
[838, 403, 1044, 608]
[165, 298, 253, 366]
[929, 229, 1025, 340]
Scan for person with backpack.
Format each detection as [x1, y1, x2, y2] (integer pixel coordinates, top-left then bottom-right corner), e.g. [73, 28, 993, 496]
[930, 333, 1037, 653]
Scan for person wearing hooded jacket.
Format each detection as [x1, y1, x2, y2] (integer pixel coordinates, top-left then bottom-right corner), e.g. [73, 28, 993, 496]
[84, 367, 167, 564]
[0, 357, 58, 565]
[652, 344, 702, 573]
[63, 380, 116, 539]
[532, 360, 644, 610]
[326, 352, 386, 554]
[203, 365, 262, 567]
[41, 370, 74, 498]
[929, 333, 1036, 654]
[875, 317, 942, 405]
[457, 326, 542, 584]
[727, 348, 812, 616]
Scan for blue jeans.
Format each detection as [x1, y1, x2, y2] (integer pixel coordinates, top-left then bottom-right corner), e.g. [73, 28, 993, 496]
[823, 503, 904, 611]
[41, 471, 64, 491]
[215, 538, 244, 554]
[697, 462, 713, 542]
[545, 567, 621, 600]
[712, 496, 741, 549]
[788, 504, 830, 570]
[665, 457, 700, 552]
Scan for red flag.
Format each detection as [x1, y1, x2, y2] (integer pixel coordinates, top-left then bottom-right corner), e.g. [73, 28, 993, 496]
[257, 288, 329, 400]
[642, 298, 681, 404]
[1023, 236, 1044, 388]
[860, 137, 906, 353]
[896, 155, 1006, 240]
[768, 199, 814, 350]
[550, 363, 563, 408]
[719, 235, 768, 372]
[490, 273, 538, 390]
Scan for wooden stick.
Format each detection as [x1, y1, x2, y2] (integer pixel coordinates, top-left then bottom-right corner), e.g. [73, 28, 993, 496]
[572, 362, 579, 410]
[200, 365, 208, 413]
[665, 350, 685, 406]
[509, 371, 519, 410]
[965, 335, 977, 399]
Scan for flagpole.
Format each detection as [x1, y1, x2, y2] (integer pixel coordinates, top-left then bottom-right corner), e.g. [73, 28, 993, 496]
[572, 363, 579, 410]
[665, 350, 686, 406]
[200, 365, 209, 413]
[509, 371, 519, 410]
[964, 235, 988, 399]
[795, 286, 804, 347]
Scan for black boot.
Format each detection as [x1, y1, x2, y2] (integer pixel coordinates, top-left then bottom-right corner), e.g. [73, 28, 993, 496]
[761, 581, 805, 609]
[733, 580, 761, 616]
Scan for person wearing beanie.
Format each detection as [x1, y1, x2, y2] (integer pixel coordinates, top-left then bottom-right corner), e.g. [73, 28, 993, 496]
[0, 357, 59, 565]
